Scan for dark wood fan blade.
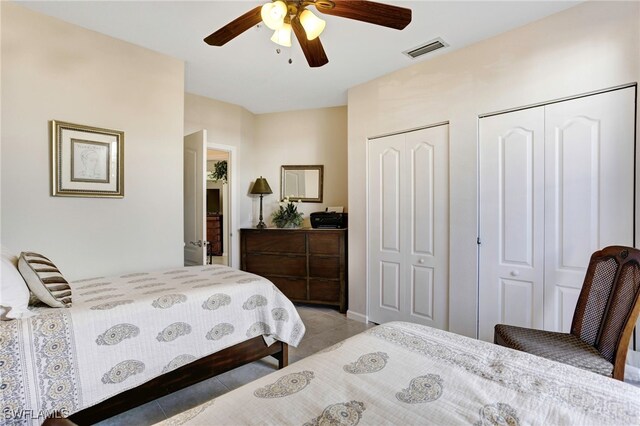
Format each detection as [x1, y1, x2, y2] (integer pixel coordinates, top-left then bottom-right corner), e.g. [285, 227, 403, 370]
[292, 17, 329, 68]
[204, 6, 263, 46]
[315, 0, 411, 30]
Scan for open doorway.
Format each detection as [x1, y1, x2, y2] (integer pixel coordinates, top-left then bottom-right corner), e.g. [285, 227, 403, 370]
[206, 149, 230, 266]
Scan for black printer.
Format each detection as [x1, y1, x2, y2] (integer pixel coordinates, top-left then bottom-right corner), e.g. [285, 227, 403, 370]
[310, 211, 348, 229]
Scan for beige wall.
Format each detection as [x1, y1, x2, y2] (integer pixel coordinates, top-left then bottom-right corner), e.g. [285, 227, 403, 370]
[0, 3, 185, 280]
[348, 2, 640, 335]
[185, 93, 248, 147]
[253, 106, 348, 224]
[184, 93, 256, 269]
[185, 94, 348, 267]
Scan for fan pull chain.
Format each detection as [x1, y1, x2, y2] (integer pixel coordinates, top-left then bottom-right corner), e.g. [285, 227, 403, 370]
[275, 48, 293, 64]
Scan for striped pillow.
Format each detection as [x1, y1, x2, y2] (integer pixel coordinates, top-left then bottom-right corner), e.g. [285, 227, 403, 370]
[18, 252, 72, 308]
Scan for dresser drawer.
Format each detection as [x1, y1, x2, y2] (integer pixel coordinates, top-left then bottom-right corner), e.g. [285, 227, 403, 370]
[245, 253, 306, 277]
[309, 279, 340, 302]
[240, 228, 347, 313]
[309, 256, 340, 279]
[245, 231, 306, 254]
[268, 276, 307, 300]
[308, 233, 341, 255]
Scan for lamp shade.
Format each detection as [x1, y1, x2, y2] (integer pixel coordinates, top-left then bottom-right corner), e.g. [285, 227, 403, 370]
[250, 177, 273, 195]
[299, 9, 326, 40]
[261, 1, 287, 30]
[270, 22, 292, 47]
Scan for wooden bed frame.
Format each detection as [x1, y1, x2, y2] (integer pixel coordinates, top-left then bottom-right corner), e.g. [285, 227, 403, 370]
[68, 337, 288, 425]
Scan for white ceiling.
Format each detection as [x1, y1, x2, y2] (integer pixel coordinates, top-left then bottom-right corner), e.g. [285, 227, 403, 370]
[18, 1, 580, 114]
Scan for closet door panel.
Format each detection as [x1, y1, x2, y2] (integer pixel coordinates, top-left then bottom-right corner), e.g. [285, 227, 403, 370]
[411, 265, 434, 319]
[412, 142, 434, 255]
[406, 126, 449, 329]
[558, 287, 581, 333]
[380, 262, 401, 310]
[501, 279, 534, 328]
[368, 134, 406, 323]
[381, 148, 402, 252]
[478, 108, 545, 341]
[544, 88, 635, 332]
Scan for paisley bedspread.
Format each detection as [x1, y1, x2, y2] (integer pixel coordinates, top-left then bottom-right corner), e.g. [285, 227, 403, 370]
[0, 264, 305, 425]
[159, 321, 640, 426]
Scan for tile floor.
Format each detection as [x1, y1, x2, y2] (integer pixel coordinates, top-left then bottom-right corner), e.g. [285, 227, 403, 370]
[96, 305, 373, 425]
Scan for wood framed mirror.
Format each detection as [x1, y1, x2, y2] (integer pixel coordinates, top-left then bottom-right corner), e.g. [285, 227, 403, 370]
[280, 165, 324, 203]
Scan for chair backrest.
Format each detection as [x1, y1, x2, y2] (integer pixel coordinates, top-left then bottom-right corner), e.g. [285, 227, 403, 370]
[570, 246, 640, 379]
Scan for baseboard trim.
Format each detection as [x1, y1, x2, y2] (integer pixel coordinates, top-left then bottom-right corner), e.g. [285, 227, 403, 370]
[347, 310, 367, 323]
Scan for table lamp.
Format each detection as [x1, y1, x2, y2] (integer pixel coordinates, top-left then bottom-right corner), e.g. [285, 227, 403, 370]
[250, 176, 272, 229]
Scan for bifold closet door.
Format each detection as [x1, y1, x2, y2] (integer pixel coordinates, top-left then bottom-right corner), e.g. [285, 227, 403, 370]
[478, 108, 545, 342]
[479, 87, 635, 341]
[543, 88, 635, 332]
[368, 125, 449, 329]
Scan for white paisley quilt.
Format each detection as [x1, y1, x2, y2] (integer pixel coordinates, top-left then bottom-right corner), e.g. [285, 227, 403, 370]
[0, 264, 305, 425]
[159, 321, 640, 426]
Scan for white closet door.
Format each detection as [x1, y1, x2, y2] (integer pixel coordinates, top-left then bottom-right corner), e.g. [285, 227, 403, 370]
[543, 88, 635, 332]
[368, 133, 406, 324]
[406, 126, 449, 329]
[478, 108, 545, 341]
[368, 125, 449, 328]
[479, 87, 635, 341]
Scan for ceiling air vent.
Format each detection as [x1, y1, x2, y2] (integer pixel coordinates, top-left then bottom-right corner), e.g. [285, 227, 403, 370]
[403, 38, 448, 59]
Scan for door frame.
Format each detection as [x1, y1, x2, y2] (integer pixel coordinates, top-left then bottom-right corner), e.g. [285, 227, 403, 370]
[207, 142, 239, 269]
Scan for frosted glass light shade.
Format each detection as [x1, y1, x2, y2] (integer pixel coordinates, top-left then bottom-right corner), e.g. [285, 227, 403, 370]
[271, 23, 292, 47]
[299, 9, 326, 40]
[261, 1, 287, 30]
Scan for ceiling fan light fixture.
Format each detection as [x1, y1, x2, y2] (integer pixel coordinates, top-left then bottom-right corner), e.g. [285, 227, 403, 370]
[271, 22, 292, 47]
[299, 9, 326, 40]
[261, 1, 287, 30]
[204, 0, 411, 68]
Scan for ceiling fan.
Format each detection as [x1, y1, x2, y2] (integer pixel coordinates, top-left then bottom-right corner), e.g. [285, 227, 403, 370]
[204, 0, 412, 68]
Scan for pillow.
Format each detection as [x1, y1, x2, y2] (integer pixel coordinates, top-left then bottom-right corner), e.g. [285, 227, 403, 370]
[18, 252, 72, 308]
[1, 245, 18, 267]
[0, 247, 34, 320]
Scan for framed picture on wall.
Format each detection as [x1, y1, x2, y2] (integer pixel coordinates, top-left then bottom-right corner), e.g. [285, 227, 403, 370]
[50, 120, 124, 197]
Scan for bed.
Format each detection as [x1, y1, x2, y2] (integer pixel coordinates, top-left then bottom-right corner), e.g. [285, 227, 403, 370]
[158, 321, 640, 426]
[0, 264, 305, 425]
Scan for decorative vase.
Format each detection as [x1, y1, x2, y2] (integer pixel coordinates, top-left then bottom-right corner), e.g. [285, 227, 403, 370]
[280, 222, 299, 229]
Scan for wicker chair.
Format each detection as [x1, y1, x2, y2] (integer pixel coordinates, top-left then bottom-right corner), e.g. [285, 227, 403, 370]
[494, 246, 640, 380]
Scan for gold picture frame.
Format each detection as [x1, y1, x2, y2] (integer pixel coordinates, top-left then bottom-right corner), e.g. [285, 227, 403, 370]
[50, 120, 124, 198]
[281, 165, 324, 203]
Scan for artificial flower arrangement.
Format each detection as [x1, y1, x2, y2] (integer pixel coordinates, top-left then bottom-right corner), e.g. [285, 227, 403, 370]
[272, 196, 304, 228]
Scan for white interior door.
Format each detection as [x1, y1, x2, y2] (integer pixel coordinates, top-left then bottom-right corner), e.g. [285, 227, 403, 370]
[184, 130, 207, 266]
[368, 125, 449, 328]
[478, 108, 545, 341]
[543, 88, 635, 332]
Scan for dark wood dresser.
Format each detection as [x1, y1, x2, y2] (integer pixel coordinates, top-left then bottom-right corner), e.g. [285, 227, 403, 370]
[240, 228, 347, 313]
[207, 215, 223, 256]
